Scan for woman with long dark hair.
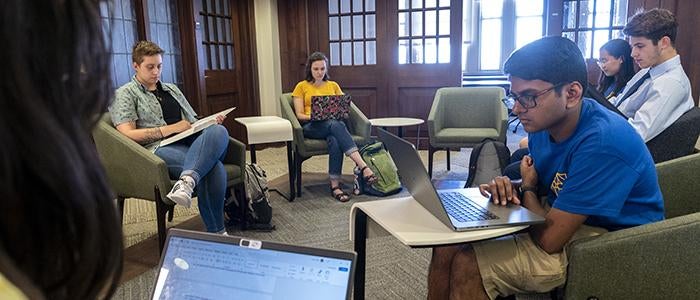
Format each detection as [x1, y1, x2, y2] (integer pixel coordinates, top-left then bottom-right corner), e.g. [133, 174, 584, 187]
[0, 0, 123, 298]
[597, 39, 636, 99]
[292, 52, 377, 202]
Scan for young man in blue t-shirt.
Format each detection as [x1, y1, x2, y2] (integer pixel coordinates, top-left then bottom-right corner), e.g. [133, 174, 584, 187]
[427, 36, 664, 299]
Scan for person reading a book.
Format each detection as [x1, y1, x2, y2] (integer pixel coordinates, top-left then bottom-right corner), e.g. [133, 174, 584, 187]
[110, 41, 230, 234]
[291, 52, 377, 202]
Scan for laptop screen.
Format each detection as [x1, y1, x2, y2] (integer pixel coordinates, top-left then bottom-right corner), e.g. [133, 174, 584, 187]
[153, 234, 354, 300]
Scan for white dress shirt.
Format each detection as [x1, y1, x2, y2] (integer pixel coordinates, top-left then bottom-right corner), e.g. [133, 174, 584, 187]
[615, 55, 695, 142]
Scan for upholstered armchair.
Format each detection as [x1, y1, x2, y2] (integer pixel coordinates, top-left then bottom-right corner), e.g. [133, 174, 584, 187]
[427, 87, 508, 177]
[278, 93, 371, 197]
[92, 114, 246, 252]
[645, 106, 700, 163]
[563, 152, 700, 299]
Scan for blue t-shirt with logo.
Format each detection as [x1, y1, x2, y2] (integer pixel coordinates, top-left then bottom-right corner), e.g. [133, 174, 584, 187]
[529, 99, 664, 231]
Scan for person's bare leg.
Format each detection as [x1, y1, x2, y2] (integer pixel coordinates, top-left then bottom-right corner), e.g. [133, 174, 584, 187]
[428, 245, 461, 300]
[449, 245, 489, 300]
[348, 151, 375, 179]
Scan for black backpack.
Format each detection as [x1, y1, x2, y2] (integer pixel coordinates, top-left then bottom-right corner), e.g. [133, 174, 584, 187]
[465, 140, 511, 188]
[224, 163, 275, 231]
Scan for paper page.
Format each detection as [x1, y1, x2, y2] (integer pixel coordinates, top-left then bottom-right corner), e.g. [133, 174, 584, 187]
[159, 107, 236, 146]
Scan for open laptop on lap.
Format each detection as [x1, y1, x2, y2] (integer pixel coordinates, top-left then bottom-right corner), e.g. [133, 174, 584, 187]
[152, 229, 356, 300]
[377, 128, 544, 231]
[310, 94, 351, 121]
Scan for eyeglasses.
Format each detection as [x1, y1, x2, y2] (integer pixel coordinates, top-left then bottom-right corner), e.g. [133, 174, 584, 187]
[504, 82, 568, 109]
[595, 58, 610, 66]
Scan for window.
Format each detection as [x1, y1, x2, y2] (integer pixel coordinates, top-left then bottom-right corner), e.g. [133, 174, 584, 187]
[561, 0, 628, 59]
[328, 0, 377, 66]
[100, 0, 185, 89]
[100, 0, 138, 88]
[199, 0, 235, 70]
[463, 0, 545, 73]
[398, 0, 451, 64]
[149, 0, 184, 86]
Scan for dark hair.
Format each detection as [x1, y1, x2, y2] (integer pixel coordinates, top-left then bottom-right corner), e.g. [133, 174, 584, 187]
[0, 0, 123, 299]
[623, 8, 678, 46]
[503, 36, 588, 96]
[132, 40, 165, 64]
[305, 52, 330, 82]
[597, 39, 635, 98]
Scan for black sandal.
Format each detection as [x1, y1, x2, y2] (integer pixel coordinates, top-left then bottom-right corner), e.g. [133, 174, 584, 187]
[359, 166, 378, 185]
[331, 185, 351, 202]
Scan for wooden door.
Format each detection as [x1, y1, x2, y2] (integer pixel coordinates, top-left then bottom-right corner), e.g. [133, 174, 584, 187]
[289, 0, 463, 146]
[386, 0, 463, 142]
[313, 0, 388, 118]
[191, 0, 259, 140]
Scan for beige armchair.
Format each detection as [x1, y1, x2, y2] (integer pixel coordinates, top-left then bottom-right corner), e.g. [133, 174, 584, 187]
[92, 114, 246, 252]
[278, 93, 371, 197]
[427, 87, 508, 177]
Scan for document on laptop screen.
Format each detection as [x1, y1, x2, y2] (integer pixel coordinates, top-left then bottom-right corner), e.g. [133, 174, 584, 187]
[152, 236, 353, 300]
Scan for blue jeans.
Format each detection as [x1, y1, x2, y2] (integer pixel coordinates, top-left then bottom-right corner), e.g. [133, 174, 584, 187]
[154, 125, 229, 233]
[302, 120, 358, 179]
[503, 148, 530, 180]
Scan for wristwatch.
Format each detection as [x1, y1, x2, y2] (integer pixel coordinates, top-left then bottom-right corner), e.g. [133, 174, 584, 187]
[519, 185, 538, 195]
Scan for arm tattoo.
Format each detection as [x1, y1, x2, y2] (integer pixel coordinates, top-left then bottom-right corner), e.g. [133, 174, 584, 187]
[142, 127, 163, 144]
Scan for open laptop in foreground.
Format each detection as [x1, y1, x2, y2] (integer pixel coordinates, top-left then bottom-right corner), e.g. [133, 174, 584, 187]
[377, 128, 544, 231]
[152, 229, 356, 300]
[310, 94, 351, 121]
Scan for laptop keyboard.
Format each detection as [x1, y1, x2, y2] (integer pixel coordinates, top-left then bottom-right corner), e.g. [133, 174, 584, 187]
[439, 192, 499, 222]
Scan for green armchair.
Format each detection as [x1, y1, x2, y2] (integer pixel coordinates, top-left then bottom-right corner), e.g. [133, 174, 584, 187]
[427, 87, 508, 178]
[279, 93, 371, 197]
[92, 114, 246, 252]
[563, 152, 700, 299]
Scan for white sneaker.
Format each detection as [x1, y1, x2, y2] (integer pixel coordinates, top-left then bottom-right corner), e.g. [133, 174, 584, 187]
[167, 176, 195, 208]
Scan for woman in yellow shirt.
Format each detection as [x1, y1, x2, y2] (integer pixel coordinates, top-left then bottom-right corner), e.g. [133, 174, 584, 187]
[292, 52, 377, 202]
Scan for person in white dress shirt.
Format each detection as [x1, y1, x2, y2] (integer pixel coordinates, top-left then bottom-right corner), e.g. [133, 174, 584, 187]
[615, 8, 695, 142]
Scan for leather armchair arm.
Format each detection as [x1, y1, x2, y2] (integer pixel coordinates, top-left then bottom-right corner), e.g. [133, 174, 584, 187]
[564, 213, 700, 299]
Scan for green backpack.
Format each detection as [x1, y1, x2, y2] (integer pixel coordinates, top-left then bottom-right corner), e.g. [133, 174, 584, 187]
[356, 142, 402, 196]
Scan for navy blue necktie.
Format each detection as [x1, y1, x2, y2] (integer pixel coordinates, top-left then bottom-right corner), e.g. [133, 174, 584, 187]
[615, 71, 651, 108]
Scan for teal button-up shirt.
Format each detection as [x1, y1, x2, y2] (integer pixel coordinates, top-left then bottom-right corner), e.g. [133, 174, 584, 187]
[109, 76, 198, 151]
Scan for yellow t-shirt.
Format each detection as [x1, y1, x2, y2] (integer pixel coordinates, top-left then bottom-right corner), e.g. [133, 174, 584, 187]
[291, 80, 344, 116]
[0, 273, 27, 300]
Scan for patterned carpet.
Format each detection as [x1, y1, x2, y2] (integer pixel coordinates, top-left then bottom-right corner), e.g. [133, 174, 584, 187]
[113, 125, 526, 299]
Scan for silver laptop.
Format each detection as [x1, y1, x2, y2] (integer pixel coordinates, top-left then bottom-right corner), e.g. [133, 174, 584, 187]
[377, 128, 544, 231]
[152, 229, 356, 300]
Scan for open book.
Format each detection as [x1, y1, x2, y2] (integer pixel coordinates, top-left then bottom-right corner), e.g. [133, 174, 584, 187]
[160, 107, 236, 146]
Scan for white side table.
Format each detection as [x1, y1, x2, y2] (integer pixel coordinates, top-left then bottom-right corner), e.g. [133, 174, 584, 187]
[235, 116, 294, 201]
[369, 117, 425, 148]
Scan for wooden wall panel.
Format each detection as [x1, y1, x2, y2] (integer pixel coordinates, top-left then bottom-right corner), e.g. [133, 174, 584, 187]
[673, 0, 699, 104]
[278, 0, 310, 92]
[343, 88, 378, 119]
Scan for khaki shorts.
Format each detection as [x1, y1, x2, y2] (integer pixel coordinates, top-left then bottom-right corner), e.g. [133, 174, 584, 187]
[472, 225, 606, 299]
